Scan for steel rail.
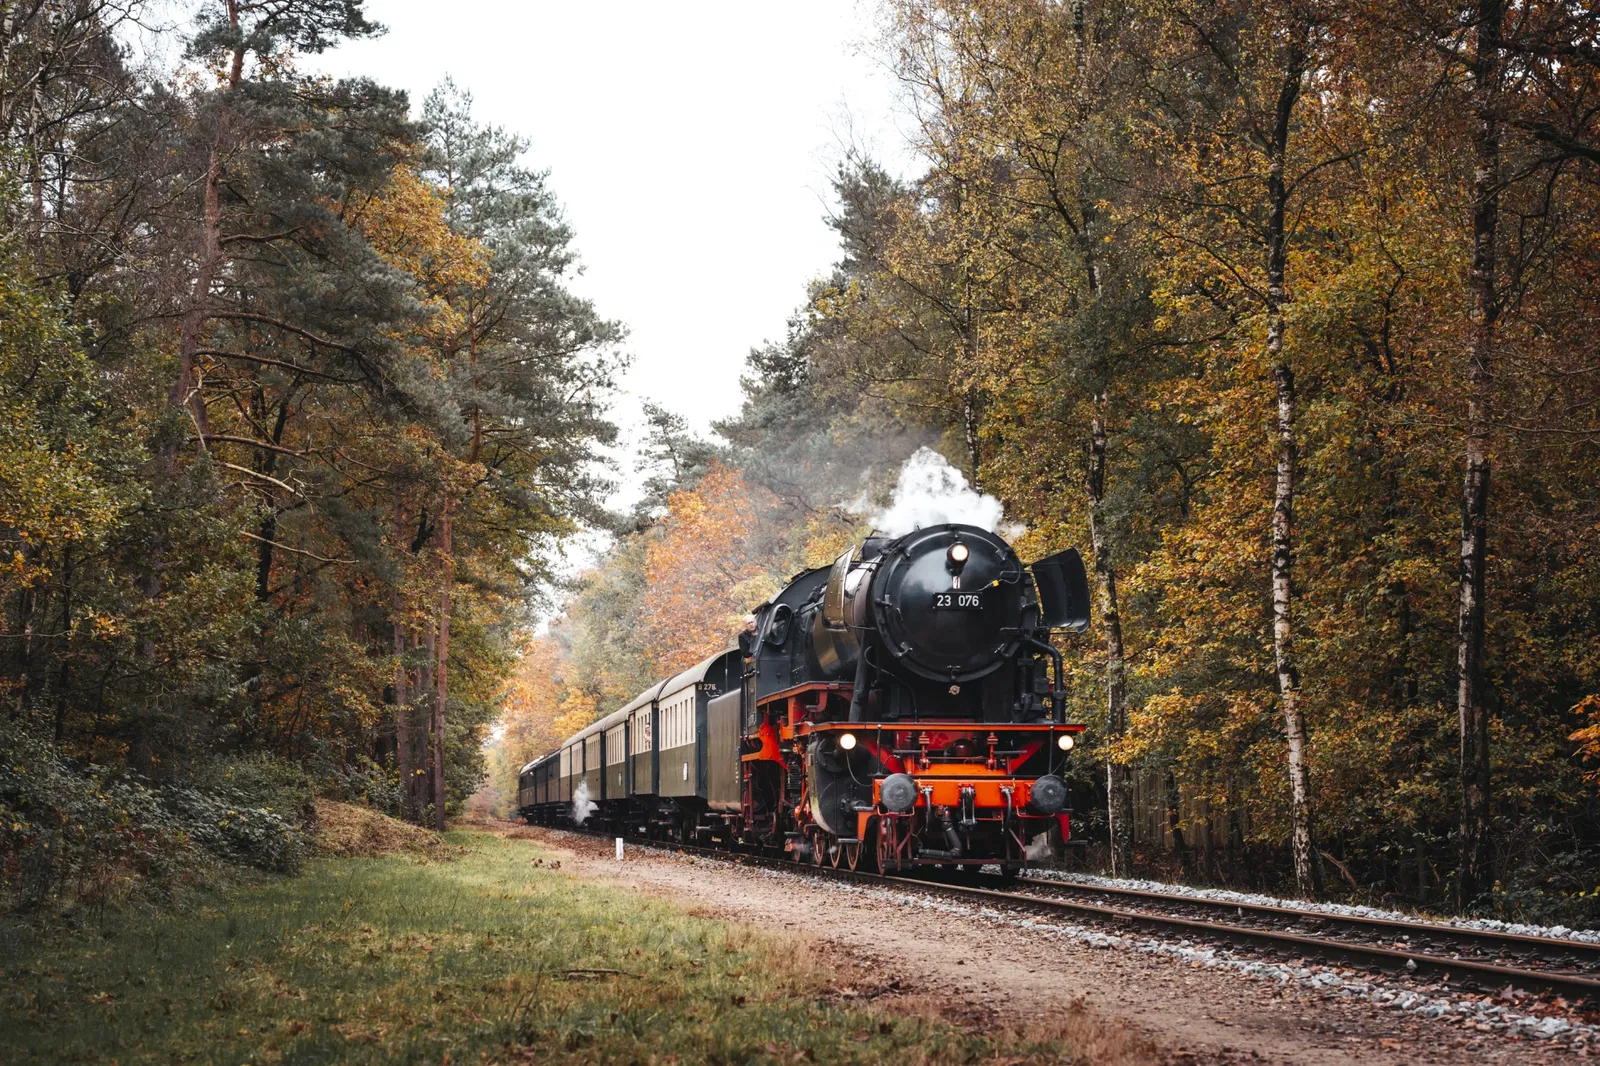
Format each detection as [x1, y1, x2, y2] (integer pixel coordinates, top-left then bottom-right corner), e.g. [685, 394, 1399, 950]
[894, 877, 1600, 1001]
[590, 833, 1600, 1001]
[1013, 876, 1600, 967]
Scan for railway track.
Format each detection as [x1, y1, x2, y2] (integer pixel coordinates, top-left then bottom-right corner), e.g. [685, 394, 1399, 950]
[1012, 875, 1600, 993]
[580, 830, 1600, 1004]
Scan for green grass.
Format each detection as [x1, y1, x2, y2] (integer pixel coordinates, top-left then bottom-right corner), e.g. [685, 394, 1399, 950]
[0, 828, 1103, 1065]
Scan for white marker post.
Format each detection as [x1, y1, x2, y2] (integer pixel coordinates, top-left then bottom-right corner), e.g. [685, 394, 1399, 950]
[615, 837, 624, 861]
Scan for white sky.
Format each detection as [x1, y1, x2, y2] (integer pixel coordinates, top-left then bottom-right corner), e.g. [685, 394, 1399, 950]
[318, 0, 917, 478]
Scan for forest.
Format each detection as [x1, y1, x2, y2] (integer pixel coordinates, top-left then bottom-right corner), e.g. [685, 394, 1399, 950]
[491, 0, 1600, 918]
[3, 0, 1600, 924]
[0, 0, 622, 906]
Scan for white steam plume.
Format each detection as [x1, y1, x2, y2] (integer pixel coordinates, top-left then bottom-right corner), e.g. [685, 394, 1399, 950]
[571, 780, 597, 825]
[865, 447, 1008, 537]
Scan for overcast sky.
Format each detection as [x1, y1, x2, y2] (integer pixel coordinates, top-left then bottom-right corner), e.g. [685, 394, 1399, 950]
[317, 0, 917, 476]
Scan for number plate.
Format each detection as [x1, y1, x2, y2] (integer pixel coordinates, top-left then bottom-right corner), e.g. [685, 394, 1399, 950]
[932, 591, 983, 610]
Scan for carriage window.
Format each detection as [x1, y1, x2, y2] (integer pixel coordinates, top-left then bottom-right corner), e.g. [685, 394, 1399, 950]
[662, 693, 693, 747]
[664, 695, 691, 747]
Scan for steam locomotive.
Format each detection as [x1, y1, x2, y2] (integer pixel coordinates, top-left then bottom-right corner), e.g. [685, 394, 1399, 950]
[516, 523, 1090, 873]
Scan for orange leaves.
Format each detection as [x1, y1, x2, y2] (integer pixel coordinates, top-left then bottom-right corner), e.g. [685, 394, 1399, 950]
[1569, 697, 1600, 782]
[638, 464, 783, 675]
[498, 636, 576, 758]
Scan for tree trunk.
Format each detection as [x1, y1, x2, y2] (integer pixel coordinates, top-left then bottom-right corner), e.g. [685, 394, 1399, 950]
[960, 265, 982, 491]
[169, 14, 244, 449]
[26, 79, 44, 242]
[1273, 364, 1321, 897]
[1266, 39, 1323, 899]
[393, 608, 413, 823]
[241, 392, 292, 724]
[139, 13, 245, 765]
[53, 543, 72, 746]
[1065, 30, 1133, 875]
[420, 627, 435, 820]
[1165, 770, 1194, 879]
[432, 499, 454, 831]
[1457, 0, 1503, 908]
[1201, 789, 1221, 882]
[1414, 827, 1432, 904]
[1086, 408, 1134, 877]
[962, 386, 982, 490]
[13, 568, 35, 717]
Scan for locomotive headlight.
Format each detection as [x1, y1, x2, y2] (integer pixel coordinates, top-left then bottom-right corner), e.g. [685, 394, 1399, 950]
[1057, 733, 1075, 752]
[838, 731, 858, 751]
[948, 543, 970, 564]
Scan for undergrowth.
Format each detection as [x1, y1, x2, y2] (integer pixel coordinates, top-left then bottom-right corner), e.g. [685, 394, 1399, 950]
[0, 830, 1142, 1065]
[0, 733, 314, 915]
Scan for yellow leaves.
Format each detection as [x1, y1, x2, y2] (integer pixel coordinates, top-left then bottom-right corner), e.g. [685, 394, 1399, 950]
[86, 610, 123, 640]
[795, 511, 870, 570]
[359, 167, 488, 286]
[352, 166, 490, 346]
[0, 251, 129, 600]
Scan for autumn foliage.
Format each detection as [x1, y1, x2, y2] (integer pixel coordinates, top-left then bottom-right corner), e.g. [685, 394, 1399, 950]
[501, 1, 1600, 918]
[0, 0, 618, 897]
[640, 464, 784, 676]
[484, 463, 806, 812]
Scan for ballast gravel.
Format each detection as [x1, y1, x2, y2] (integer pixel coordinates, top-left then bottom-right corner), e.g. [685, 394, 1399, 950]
[714, 859, 1600, 1049]
[1024, 867, 1600, 946]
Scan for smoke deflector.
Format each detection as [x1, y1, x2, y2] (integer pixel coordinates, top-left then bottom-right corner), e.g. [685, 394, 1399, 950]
[1031, 548, 1091, 631]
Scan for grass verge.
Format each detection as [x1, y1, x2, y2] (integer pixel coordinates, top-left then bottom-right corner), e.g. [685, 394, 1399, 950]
[1, 827, 1148, 1065]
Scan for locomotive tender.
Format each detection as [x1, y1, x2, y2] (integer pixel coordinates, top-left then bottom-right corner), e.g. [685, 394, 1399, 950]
[517, 522, 1090, 873]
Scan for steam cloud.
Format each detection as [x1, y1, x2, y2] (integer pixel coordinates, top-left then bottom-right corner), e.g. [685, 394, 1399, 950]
[571, 781, 597, 825]
[867, 447, 1008, 537]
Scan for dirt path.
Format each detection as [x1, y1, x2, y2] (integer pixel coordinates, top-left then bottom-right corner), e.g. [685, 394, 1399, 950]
[499, 826, 1591, 1065]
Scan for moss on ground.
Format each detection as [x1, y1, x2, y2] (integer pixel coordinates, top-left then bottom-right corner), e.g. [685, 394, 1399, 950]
[0, 828, 1122, 1065]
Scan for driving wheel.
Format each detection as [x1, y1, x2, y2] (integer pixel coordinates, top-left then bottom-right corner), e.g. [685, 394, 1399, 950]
[876, 818, 901, 872]
[827, 834, 845, 869]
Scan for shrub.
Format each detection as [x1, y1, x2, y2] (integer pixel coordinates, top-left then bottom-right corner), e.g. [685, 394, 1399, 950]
[186, 753, 318, 831]
[314, 754, 405, 817]
[161, 785, 305, 875]
[0, 730, 311, 915]
[1, 733, 189, 913]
